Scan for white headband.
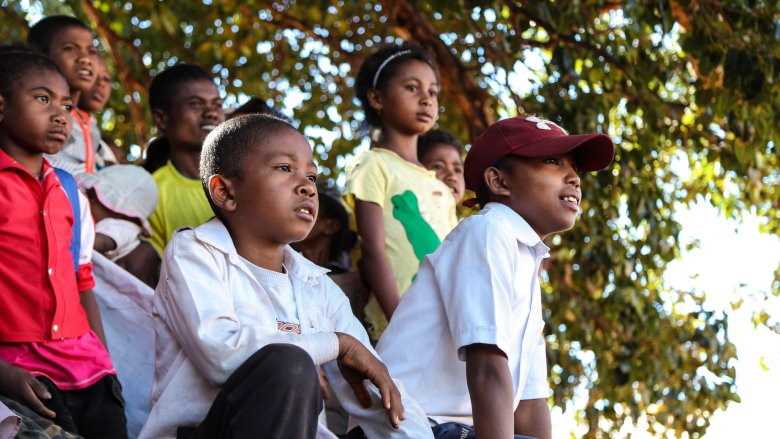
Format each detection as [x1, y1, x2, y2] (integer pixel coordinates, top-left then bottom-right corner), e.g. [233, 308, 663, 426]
[372, 50, 412, 88]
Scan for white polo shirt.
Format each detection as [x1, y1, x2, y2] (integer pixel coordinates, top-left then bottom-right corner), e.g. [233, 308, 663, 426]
[376, 202, 551, 425]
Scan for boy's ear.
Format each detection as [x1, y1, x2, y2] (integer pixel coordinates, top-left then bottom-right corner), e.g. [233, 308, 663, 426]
[208, 175, 237, 213]
[152, 108, 168, 133]
[366, 88, 383, 113]
[483, 167, 511, 197]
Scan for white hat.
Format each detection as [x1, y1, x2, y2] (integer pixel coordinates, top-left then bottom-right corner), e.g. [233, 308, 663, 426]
[79, 165, 158, 236]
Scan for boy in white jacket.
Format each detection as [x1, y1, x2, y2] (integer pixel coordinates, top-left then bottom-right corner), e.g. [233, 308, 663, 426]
[139, 114, 431, 439]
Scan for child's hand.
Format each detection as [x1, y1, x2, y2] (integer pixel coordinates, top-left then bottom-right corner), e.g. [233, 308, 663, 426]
[335, 332, 405, 429]
[0, 361, 56, 419]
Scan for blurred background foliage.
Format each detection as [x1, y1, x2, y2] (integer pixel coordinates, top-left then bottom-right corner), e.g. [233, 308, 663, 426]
[2, 0, 778, 436]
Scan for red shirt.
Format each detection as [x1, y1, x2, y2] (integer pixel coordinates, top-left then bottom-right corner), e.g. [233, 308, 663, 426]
[0, 149, 92, 342]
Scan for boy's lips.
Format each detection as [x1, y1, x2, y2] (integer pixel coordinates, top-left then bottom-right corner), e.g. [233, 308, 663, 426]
[295, 201, 317, 221]
[48, 127, 68, 142]
[559, 190, 581, 212]
[416, 112, 434, 123]
[200, 123, 218, 132]
[77, 67, 93, 81]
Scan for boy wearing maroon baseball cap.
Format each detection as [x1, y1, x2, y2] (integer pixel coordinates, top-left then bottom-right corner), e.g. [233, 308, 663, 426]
[376, 115, 614, 439]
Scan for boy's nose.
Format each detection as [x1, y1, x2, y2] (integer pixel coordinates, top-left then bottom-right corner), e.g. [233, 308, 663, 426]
[297, 180, 316, 197]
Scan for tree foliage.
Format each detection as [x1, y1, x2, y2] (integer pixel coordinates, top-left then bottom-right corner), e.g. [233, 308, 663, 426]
[2, 0, 778, 436]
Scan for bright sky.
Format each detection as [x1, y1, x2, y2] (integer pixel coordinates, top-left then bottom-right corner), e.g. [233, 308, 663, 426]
[552, 203, 780, 437]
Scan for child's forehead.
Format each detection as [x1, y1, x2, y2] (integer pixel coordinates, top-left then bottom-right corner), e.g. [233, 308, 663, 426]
[246, 131, 314, 162]
[15, 68, 70, 95]
[51, 26, 93, 44]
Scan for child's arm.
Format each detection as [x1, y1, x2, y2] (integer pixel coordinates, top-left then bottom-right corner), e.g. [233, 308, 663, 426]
[334, 332, 404, 428]
[321, 277, 434, 438]
[465, 343, 515, 439]
[514, 398, 552, 439]
[0, 360, 55, 419]
[80, 290, 108, 348]
[93, 233, 116, 254]
[355, 199, 400, 319]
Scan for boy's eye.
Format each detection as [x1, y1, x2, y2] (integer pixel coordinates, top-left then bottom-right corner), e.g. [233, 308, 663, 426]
[35, 95, 49, 103]
[405, 85, 418, 92]
[63, 104, 73, 111]
[276, 164, 292, 172]
[431, 163, 444, 171]
[188, 101, 204, 109]
[543, 157, 561, 165]
[454, 166, 463, 174]
[307, 174, 317, 183]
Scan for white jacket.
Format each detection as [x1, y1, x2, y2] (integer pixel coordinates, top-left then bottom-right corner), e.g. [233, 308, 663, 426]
[139, 218, 432, 439]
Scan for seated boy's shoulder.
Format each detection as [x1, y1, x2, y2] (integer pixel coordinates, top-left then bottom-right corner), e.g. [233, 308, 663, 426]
[442, 208, 513, 248]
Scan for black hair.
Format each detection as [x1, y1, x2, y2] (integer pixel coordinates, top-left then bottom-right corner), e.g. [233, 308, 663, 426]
[149, 63, 213, 112]
[355, 42, 439, 130]
[317, 185, 357, 268]
[27, 15, 90, 54]
[417, 129, 463, 162]
[0, 45, 64, 98]
[200, 114, 297, 218]
[475, 155, 514, 209]
[229, 97, 288, 120]
[142, 137, 170, 174]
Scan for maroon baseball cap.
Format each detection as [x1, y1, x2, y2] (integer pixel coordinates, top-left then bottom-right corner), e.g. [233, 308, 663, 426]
[463, 115, 615, 204]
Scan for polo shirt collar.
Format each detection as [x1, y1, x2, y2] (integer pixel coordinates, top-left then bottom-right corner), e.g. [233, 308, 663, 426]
[482, 202, 550, 256]
[193, 218, 329, 283]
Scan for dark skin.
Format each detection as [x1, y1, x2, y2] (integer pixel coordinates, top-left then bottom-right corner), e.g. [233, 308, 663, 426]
[359, 59, 440, 320]
[0, 71, 108, 419]
[151, 79, 224, 180]
[463, 154, 580, 439]
[207, 129, 405, 428]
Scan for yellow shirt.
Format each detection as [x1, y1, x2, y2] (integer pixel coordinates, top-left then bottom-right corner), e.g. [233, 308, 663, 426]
[148, 161, 214, 255]
[344, 148, 457, 338]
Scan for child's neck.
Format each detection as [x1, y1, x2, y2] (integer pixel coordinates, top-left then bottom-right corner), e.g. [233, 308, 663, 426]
[0, 142, 43, 179]
[234, 238, 287, 273]
[377, 129, 422, 165]
[168, 145, 201, 180]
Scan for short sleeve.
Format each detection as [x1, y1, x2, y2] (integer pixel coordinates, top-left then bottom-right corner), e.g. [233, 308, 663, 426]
[520, 333, 550, 400]
[433, 215, 529, 361]
[76, 189, 95, 292]
[343, 151, 388, 209]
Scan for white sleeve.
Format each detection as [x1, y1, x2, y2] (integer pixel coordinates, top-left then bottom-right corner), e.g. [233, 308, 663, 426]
[434, 216, 526, 361]
[78, 189, 95, 265]
[155, 232, 339, 386]
[319, 277, 433, 438]
[520, 333, 550, 400]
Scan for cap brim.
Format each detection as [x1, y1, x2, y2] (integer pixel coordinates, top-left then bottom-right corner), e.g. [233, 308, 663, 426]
[508, 133, 615, 172]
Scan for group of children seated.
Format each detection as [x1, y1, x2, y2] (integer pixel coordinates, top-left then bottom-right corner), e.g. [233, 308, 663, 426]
[0, 14, 615, 439]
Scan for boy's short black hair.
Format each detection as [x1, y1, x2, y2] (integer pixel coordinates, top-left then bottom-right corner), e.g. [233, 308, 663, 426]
[355, 42, 439, 130]
[417, 129, 463, 161]
[149, 64, 213, 111]
[27, 15, 90, 54]
[0, 45, 64, 97]
[229, 97, 289, 120]
[200, 114, 296, 218]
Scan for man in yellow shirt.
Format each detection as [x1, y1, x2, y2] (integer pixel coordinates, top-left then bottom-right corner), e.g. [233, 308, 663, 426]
[146, 64, 225, 256]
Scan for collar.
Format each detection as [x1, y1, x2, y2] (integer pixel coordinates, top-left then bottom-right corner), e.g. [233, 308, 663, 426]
[193, 218, 330, 284]
[481, 202, 550, 257]
[0, 148, 55, 181]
